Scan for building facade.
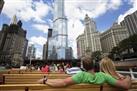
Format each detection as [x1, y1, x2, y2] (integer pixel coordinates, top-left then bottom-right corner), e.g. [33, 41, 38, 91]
[43, 43, 47, 60]
[100, 23, 129, 53]
[48, 0, 69, 60]
[120, 10, 137, 35]
[0, 15, 28, 66]
[76, 34, 86, 58]
[76, 14, 102, 58]
[84, 14, 102, 54]
[65, 47, 73, 60]
[0, 0, 4, 14]
[26, 44, 36, 60]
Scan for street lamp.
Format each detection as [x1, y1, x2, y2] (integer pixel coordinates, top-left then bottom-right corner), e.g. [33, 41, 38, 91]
[29, 55, 32, 65]
[29, 49, 33, 65]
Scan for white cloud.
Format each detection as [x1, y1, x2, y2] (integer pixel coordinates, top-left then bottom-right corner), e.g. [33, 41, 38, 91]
[118, 0, 137, 23]
[65, 0, 122, 20]
[32, 24, 49, 33]
[29, 36, 47, 46]
[65, 0, 122, 58]
[36, 49, 42, 59]
[108, 0, 122, 10]
[2, 0, 51, 23]
[2, 0, 124, 58]
[28, 36, 45, 59]
[67, 19, 84, 58]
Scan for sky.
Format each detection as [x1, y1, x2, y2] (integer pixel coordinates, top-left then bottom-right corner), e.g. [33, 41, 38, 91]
[0, 0, 137, 59]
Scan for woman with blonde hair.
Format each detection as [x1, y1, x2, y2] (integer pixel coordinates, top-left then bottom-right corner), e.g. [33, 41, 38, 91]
[100, 57, 125, 80]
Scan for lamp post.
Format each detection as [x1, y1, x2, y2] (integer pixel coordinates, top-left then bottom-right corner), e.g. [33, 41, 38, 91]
[29, 55, 32, 65]
[29, 49, 32, 65]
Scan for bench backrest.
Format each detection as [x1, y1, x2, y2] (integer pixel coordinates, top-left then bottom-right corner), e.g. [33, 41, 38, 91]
[3, 74, 70, 84]
[0, 70, 66, 74]
[0, 84, 126, 91]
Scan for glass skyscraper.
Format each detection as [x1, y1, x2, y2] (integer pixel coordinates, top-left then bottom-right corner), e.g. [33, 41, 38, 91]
[48, 0, 68, 60]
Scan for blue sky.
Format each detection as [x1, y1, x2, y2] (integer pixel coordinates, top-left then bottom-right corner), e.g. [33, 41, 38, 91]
[0, 0, 137, 59]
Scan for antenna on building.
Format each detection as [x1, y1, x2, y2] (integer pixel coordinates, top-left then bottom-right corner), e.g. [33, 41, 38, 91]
[11, 15, 17, 24]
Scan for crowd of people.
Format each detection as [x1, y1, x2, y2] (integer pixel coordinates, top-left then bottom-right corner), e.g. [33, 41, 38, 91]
[40, 61, 82, 74]
[20, 61, 82, 74]
[38, 56, 131, 90]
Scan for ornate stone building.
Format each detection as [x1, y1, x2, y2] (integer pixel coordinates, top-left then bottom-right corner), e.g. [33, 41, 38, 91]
[100, 23, 129, 53]
[77, 14, 102, 58]
[0, 15, 28, 66]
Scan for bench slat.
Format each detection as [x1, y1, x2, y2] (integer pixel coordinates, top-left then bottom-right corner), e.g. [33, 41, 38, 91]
[1, 82, 137, 91]
[0, 84, 101, 91]
[3, 74, 70, 84]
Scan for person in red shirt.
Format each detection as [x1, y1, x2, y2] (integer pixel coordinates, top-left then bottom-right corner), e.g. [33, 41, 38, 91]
[41, 65, 49, 73]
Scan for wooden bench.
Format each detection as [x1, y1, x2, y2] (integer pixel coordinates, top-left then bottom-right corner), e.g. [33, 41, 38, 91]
[2, 74, 71, 84]
[0, 83, 126, 91]
[0, 69, 26, 74]
[21, 71, 65, 74]
[0, 70, 66, 74]
[1, 82, 137, 91]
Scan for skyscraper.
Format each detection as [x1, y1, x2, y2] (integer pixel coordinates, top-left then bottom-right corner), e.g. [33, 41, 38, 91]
[43, 42, 48, 60]
[0, 0, 4, 14]
[26, 44, 36, 60]
[0, 15, 28, 66]
[48, 0, 68, 60]
[120, 10, 137, 35]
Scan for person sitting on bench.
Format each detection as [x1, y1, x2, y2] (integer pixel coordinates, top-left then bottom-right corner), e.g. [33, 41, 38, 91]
[100, 57, 125, 80]
[38, 56, 131, 90]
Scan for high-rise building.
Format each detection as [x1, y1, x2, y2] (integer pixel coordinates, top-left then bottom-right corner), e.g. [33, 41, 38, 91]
[0, 15, 28, 66]
[100, 23, 129, 53]
[26, 44, 36, 60]
[0, 0, 4, 14]
[48, 0, 68, 60]
[77, 14, 102, 58]
[76, 34, 86, 58]
[120, 10, 137, 35]
[65, 47, 73, 60]
[43, 43, 47, 60]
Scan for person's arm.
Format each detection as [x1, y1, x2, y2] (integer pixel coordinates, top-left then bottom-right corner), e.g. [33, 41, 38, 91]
[117, 73, 126, 80]
[115, 76, 131, 90]
[38, 77, 76, 87]
[105, 73, 131, 90]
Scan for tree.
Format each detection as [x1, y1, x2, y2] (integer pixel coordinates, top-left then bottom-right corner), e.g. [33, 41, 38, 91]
[91, 51, 102, 62]
[119, 34, 137, 53]
[129, 34, 137, 52]
[119, 38, 131, 54]
[110, 46, 121, 61]
[108, 34, 137, 60]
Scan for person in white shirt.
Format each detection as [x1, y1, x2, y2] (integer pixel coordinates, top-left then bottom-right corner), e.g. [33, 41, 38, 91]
[66, 61, 81, 75]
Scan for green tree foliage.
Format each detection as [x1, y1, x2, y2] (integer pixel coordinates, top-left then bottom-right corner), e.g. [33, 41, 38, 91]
[110, 34, 137, 60]
[119, 34, 137, 53]
[91, 51, 102, 62]
[129, 34, 137, 52]
[109, 46, 121, 61]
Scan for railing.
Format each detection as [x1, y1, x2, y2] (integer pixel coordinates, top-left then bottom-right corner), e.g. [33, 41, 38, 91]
[117, 68, 137, 79]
